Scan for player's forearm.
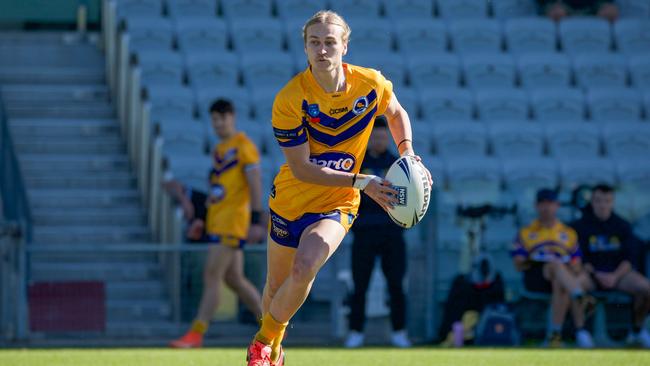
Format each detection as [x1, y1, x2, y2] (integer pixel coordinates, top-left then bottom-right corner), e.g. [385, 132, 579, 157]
[385, 103, 414, 156]
[613, 260, 632, 280]
[245, 166, 263, 212]
[290, 162, 354, 187]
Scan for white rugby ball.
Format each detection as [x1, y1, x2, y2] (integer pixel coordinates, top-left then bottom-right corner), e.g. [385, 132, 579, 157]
[384, 156, 431, 228]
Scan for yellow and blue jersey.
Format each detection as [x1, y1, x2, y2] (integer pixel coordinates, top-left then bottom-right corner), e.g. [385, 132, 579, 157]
[206, 132, 260, 242]
[511, 219, 582, 263]
[270, 63, 393, 220]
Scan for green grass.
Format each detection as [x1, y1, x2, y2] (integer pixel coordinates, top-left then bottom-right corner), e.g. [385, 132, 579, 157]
[1, 348, 649, 366]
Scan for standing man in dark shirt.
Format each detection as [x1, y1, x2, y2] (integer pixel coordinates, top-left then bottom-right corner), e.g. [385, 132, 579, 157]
[344, 115, 411, 348]
[572, 184, 650, 348]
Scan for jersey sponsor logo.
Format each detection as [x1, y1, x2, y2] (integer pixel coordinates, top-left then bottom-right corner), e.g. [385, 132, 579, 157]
[270, 212, 289, 238]
[394, 186, 407, 206]
[309, 151, 356, 172]
[210, 184, 225, 203]
[352, 96, 369, 115]
[307, 103, 321, 123]
[329, 106, 349, 115]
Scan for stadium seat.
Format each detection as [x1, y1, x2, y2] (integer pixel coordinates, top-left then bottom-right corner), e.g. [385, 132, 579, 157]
[419, 88, 474, 121]
[483, 216, 518, 251]
[587, 88, 642, 122]
[491, 0, 537, 19]
[157, 118, 206, 157]
[345, 18, 393, 53]
[284, 18, 307, 54]
[276, 0, 327, 21]
[603, 122, 650, 159]
[116, 0, 163, 20]
[230, 18, 284, 54]
[617, 0, 650, 18]
[347, 52, 406, 88]
[411, 122, 434, 155]
[124, 17, 174, 52]
[475, 88, 529, 121]
[166, 0, 216, 19]
[433, 121, 487, 157]
[330, 0, 381, 20]
[502, 157, 559, 195]
[165, 153, 212, 191]
[463, 53, 515, 89]
[407, 53, 460, 90]
[449, 19, 502, 54]
[546, 123, 600, 158]
[250, 87, 277, 122]
[185, 51, 239, 89]
[531, 88, 585, 121]
[488, 122, 544, 158]
[436, 0, 488, 19]
[147, 86, 196, 122]
[174, 18, 228, 53]
[235, 118, 270, 155]
[629, 54, 650, 90]
[558, 17, 612, 54]
[616, 158, 650, 192]
[445, 157, 502, 205]
[504, 17, 557, 54]
[573, 53, 627, 89]
[645, 92, 650, 117]
[220, 0, 272, 20]
[393, 86, 420, 119]
[560, 158, 616, 189]
[518, 53, 571, 89]
[241, 53, 296, 92]
[614, 19, 650, 54]
[394, 20, 448, 56]
[136, 50, 184, 87]
[194, 86, 251, 119]
[383, 0, 435, 19]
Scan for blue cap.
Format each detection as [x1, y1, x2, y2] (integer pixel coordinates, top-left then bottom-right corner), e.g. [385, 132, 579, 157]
[536, 188, 558, 202]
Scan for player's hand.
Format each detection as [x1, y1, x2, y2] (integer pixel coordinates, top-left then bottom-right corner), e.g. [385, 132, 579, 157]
[181, 200, 195, 220]
[364, 178, 399, 212]
[247, 223, 266, 244]
[205, 194, 219, 206]
[186, 219, 204, 241]
[412, 155, 433, 187]
[594, 271, 618, 289]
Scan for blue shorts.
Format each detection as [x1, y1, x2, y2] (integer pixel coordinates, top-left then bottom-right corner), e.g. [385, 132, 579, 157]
[269, 209, 356, 249]
[206, 234, 246, 249]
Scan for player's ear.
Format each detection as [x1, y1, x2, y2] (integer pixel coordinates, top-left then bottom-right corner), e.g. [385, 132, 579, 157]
[342, 41, 348, 56]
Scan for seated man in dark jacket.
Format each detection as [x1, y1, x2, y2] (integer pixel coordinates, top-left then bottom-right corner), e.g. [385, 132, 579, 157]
[572, 184, 650, 348]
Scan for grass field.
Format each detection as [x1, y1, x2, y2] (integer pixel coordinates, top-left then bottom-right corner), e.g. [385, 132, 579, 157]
[1, 348, 649, 366]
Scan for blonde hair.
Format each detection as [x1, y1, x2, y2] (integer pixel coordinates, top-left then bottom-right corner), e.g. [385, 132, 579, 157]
[302, 10, 351, 44]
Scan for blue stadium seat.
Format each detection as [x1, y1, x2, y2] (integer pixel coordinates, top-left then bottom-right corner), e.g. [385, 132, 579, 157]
[491, 0, 537, 19]
[407, 53, 460, 90]
[241, 53, 296, 92]
[116, 0, 163, 20]
[250, 87, 277, 122]
[220, 0, 272, 20]
[603, 122, 650, 159]
[614, 19, 650, 54]
[411, 122, 434, 155]
[236, 118, 270, 155]
[185, 51, 239, 89]
[345, 18, 394, 53]
[475, 88, 529, 121]
[588, 88, 642, 122]
[347, 51, 406, 88]
[617, 0, 650, 18]
[445, 157, 502, 205]
[463, 53, 515, 89]
[166, 0, 216, 19]
[174, 18, 228, 53]
[502, 157, 559, 194]
[449, 19, 502, 54]
[157, 118, 206, 157]
[546, 123, 600, 158]
[395, 20, 448, 56]
[194, 86, 251, 119]
[330, 0, 381, 20]
[629, 54, 650, 90]
[560, 158, 616, 189]
[125, 17, 174, 52]
[518, 53, 571, 89]
[645, 92, 650, 117]
[489, 122, 544, 158]
[393, 86, 420, 120]
[504, 18, 557, 54]
[276, 0, 327, 21]
[230, 18, 284, 53]
[136, 50, 184, 87]
[147, 86, 195, 122]
[573, 53, 627, 89]
[531, 88, 585, 121]
[383, 0, 435, 19]
[165, 153, 212, 191]
[559, 17, 612, 54]
[436, 0, 488, 19]
[419, 88, 474, 121]
[285, 18, 307, 54]
[433, 122, 487, 157]
[616, 158, 650, 192]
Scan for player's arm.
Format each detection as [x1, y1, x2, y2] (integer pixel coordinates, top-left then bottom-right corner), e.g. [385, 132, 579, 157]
[162, 179, 194, 220]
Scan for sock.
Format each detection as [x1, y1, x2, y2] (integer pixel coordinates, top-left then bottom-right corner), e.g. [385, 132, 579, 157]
[190, 319, 208, 335]
[254, 312, 288, 346]
[271, 327, 286, 363]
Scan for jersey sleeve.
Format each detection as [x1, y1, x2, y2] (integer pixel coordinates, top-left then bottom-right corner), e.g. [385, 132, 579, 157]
[239, 138, 260, 168]
[510, 231, 529, 258]
[272, 88, 308, 148]
[375, 70, 394, 116]
[566, 227, 582, 261]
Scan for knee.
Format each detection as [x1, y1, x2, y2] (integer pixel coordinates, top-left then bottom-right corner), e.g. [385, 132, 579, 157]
[291, 256, 320, 285]
[224, 272, 244, 291]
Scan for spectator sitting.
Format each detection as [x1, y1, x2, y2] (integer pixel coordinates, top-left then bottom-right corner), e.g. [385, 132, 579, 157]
[571, 184, 650, 348]
[538, 0, 619, 22]
[511, 188, 595, 348]
[163, 177, 208, 242]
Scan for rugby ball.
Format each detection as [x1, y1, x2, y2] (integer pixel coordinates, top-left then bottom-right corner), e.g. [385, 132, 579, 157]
[384, 156, 431, 228]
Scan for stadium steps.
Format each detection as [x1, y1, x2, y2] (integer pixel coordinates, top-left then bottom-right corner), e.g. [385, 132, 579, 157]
[1, 31, 173, 339]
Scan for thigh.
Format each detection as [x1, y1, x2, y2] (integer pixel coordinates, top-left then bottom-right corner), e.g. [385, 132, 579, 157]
[615, 270, 650, 294]
[266, 234, 297, 291]
[295, 217, 347, 272]
[204, 244, 237, 278]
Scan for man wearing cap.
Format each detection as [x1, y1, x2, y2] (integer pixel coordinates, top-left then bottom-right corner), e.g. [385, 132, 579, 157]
[511, 188, 594, 348]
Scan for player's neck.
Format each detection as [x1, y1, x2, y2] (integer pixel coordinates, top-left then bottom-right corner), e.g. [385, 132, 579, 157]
[218, 130, 237, 142]
[538, 218, 556, 228]
[311, 65, 346, 93]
